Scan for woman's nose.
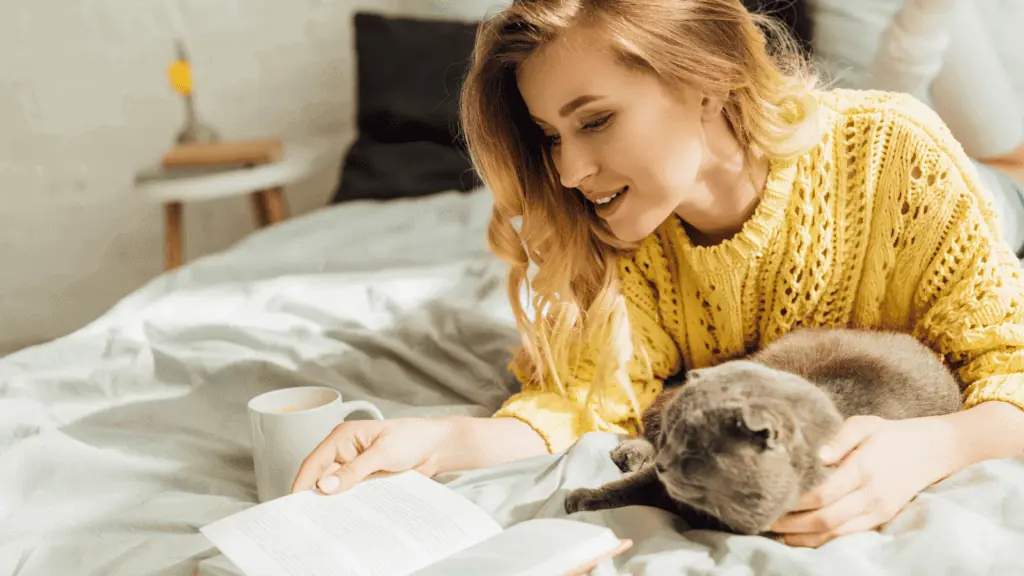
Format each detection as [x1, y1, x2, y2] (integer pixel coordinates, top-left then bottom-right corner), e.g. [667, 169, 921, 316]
[555, 141, 598, 190]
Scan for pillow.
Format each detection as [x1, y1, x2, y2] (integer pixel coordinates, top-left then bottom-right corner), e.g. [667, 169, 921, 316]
[331, 12, 482, 203]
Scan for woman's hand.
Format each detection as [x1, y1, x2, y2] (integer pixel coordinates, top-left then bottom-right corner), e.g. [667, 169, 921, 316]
[290, 415, 549, 495]
[770, 414, 958, 548]
[291, 417, 457, 495]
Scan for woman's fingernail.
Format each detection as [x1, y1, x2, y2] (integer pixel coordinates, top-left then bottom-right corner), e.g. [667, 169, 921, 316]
[318, 476, 340, 494]
[818, 446, 833, 461]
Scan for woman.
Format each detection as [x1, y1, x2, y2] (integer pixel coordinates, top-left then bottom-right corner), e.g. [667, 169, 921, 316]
[293, 0, 1024, 547]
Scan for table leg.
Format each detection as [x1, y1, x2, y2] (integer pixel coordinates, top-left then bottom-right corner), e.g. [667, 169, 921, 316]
[164, 202, 184, 270]
[264, 188, 288, 224]
[250, 191, 271, 227]
[251, 188, 289, 228]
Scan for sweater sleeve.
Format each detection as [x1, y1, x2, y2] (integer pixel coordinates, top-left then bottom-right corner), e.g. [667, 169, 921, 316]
[493, 254, 683, 453]
[898, 112, 1024, 412]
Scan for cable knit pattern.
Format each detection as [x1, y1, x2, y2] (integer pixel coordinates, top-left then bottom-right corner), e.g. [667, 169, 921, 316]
[494, 89, 1024, 454]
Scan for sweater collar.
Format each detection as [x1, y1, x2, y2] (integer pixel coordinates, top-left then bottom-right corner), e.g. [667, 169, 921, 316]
[666, 156, 797, 271]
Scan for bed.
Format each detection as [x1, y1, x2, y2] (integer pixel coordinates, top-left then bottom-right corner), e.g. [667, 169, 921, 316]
[5, 8, 1024, 576]
[1, 185, 1023, 576]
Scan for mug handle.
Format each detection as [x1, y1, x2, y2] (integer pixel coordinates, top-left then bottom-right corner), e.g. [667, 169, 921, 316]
[337, 400, 384, 422]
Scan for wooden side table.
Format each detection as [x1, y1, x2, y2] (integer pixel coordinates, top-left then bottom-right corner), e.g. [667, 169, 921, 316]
[135, 139, 323, 270]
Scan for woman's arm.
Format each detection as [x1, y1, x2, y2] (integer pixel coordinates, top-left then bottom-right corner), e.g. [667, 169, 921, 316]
[433, 416, 549, 474]
[939, 401, 1024, 471]
[492, 252, 683, 454]
[897, 103, 1024, 465]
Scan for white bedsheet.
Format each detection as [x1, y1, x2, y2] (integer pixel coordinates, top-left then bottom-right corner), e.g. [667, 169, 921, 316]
[1, 189, 1023, 576]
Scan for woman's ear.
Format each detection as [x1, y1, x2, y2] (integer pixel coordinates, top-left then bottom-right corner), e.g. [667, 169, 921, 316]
[700, 94, 726, 122]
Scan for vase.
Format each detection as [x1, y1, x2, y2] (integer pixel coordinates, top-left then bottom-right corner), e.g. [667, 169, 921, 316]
[172, 39, 220, 145]
[177, 92, 220, 144]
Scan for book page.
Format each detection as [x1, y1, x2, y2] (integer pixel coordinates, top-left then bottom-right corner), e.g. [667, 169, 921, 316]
[201, 471, 503, 576]
[410, 518, 627, 576]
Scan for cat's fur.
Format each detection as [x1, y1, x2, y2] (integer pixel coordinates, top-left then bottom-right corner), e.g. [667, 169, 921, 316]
[564, 327, 964, 535]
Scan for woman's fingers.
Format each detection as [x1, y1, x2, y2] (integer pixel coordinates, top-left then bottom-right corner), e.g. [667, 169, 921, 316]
[290, 423, 364, 494]
[818, 415, 884, 465]
[314, 462, 342, 493]
[785, 451, 867, 513]
[772, 488, 870, 534]
[291, 444, 334, 493]
[783, 509, 889, 548]
[323, 442, 391, 494]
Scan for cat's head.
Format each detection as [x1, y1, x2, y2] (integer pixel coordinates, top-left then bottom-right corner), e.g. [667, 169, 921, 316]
[653, 360, 843, 535]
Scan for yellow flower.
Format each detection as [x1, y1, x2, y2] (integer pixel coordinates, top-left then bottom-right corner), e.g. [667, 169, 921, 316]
[168, 60, 192, 96]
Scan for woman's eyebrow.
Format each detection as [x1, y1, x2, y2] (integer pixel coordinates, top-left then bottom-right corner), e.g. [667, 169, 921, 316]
[531, 94, 607, 126]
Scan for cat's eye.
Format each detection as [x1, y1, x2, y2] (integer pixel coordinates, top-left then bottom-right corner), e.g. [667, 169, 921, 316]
[681, 456, 702, 476]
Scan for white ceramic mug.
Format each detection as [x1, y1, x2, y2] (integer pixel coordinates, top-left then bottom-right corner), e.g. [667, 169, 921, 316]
[248, 386, 384, 502]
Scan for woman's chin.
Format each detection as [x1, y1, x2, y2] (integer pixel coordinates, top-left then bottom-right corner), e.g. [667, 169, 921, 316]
[606, 210, 671, 243]
[608, 226, 649, 243]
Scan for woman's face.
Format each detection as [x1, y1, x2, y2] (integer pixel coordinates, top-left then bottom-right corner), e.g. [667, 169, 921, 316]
[516, 24, 712, 242]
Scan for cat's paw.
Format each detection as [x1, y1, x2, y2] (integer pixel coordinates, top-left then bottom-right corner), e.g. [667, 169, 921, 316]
[564, 487, 605, 514]
[611, 438, 655, 473]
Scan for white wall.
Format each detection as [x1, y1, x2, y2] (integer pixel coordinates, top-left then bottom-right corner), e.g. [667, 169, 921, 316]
[0, 0, 509, 352]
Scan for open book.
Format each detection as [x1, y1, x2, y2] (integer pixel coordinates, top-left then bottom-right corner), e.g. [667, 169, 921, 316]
[200, 471, 631, 576]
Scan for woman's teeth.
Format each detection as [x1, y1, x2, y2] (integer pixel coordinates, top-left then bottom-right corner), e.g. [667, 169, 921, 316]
[595, 187, 627, 205]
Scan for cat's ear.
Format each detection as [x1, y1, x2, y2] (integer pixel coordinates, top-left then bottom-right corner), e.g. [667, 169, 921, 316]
[685, 368, 704, 383]
[736, 405, 778, 451]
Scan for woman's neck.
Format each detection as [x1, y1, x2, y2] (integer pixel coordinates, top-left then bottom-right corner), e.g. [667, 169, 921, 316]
[673, 115, 769, 247]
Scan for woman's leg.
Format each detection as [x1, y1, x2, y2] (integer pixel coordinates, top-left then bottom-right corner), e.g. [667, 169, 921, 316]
[870, 0, 1023, 159]
[928, 3, 1024, 159]
[973, 160, 1024, 257]
[868, 0, 956, 99]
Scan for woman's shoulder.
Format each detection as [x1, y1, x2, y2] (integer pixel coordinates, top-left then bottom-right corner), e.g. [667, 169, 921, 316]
[814, 88, 951, 140]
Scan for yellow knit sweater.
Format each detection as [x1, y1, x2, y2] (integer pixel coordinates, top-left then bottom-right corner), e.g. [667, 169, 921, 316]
[494, 89, 1024, 454]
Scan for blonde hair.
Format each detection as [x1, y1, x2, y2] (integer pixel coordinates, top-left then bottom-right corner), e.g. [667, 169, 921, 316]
[459, 0, 819, 426]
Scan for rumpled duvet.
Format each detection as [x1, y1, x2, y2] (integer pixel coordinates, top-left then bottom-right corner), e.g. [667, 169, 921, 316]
[1, 189, 1022, 576]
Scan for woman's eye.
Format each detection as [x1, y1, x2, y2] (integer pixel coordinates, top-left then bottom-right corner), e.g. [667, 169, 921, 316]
[543, 113, 610, 148]
[582, 114, 613, 131]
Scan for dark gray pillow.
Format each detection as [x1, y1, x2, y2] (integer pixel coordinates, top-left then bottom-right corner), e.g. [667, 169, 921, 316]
[331, 12, 482, 203]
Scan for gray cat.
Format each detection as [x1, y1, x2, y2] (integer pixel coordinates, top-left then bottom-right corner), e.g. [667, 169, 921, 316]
[564, 327, 964, 536]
